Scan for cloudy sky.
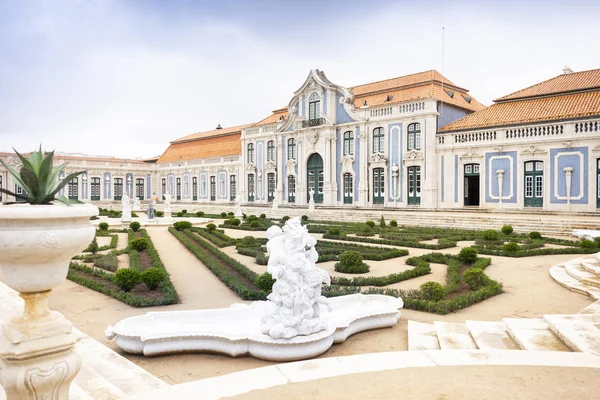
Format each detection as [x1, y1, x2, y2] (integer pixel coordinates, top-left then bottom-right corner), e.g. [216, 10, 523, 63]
[1, 0, 599, 159]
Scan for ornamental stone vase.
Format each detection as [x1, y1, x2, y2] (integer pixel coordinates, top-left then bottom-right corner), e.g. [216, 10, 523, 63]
[0, 203, 98, 400]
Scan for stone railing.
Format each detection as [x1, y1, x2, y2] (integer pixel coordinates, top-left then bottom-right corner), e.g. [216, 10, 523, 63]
[505, 123, 563, 139]
[399, 101, 426, 114]
[574, 120, 600, 133]
[369, 106, 393, 118]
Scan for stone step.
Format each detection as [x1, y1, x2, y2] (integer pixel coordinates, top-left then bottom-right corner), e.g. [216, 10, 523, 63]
[433, 322, 477, 350]
[503, 318, 570, 352]
[564, 262, 600, 288]
[579, 300, 600, 314]
[544, 314, 600, 356]
[581, 259, 600, 278]
[407, 320, 440, 350]
[549, 265, 600, 300]
[73, 361, 129, 399]
[465, 320, 520, 350]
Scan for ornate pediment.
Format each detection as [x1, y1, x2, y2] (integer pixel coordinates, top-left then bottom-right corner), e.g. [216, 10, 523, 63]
[459, 148, 483, 160]
[369, 152, 387, 167]
[245, 163, 256, 171]
[403, 150, 424, 161]
[307, 130, 319, 150]
[520, 145, 547, 156]
[341, 155, 354, 174]
[265, 161, 277, 172]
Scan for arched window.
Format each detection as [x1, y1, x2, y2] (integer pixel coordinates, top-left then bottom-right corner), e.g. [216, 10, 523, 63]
[288, 138, 296, 160]
[136, 178, 144, 199]
[373, 127, 384, 153]
[407, 123, 421, 150]
[288, 175, 296, 203]
[267, 140, 275, 162]
[309, 92, 320, 121]
[343, 131, 354, 156]
[247, 143, 254, 163]
[68, 178, 78, 200]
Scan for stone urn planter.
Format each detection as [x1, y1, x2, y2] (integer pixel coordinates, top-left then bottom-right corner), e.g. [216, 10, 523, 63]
[0, 203, 98, 342]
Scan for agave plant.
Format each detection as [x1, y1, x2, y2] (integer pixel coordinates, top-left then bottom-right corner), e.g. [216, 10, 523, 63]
[0, 146, 86, 205]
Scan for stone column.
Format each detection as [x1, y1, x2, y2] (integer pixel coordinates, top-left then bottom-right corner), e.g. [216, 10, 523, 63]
[358, 125, 368, 206]
[564, 167, 573, 210]
[274, 141, 283, 209]
[422, 115, 438, 209]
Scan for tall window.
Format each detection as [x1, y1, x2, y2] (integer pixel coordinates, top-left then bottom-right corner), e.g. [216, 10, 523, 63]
[15, 184, 23, 195]
[176, 177, 181, 200]
[136, 178, 144, 199]
[91, 177, 100, 201]
[308, 92, 320, 120]
[373, 127, 384, 153]
[343, 173, 353, 204]
[288, 138, 296, 160]
[247, 143, 254, 163]
[267, 173, 276, 202]
[248, 174, 255, 202]
[343, 131, 354, 156]
[408, 123, 421, 150]
[114, 178, 123, 200]
[288, 176, 296, 203]
[267, 140, 275, 162]
[210, 176, 216, 201]
[161, 178, 166, 199]
[68, 178, 78, 200]
[230, 175, 236, 201]
[192, 177, 198, 200]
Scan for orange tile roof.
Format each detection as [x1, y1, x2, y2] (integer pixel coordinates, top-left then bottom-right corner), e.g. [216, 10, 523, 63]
[0, 152, 147, 164]
[252, 108, 288, 127]
[496, 69, 600, 101]
[158, 133, 241, 163]
[349, 70, 458, 97]
[171, 123, 253, 143]
[353, 83, 485, 112]
[439, 90, 600, 132]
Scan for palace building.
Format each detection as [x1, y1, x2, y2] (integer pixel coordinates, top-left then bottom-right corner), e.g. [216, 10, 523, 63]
[1, 67, 599, 213]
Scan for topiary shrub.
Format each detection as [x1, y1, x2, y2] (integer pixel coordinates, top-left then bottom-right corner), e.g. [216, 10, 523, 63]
[580, 239, 599, 250]
[86, 237, 99, 254]
[113, 268, 141, 292]
[228, 212, 234, 216]
[155, 211, 164, 217]
[335, 251, 370, 274]
[239, 236, 256, 247]
[327, 227, 341, 236]
[282, 216, 290, 223]
[420, 281, 445, 301]
[99, 222, 109, 231]
[458, 247, 478, 264]
[141, 267, 167, 290]
[301, 215, 309, 222]
[502, 241, 520, 252]
[130, 238, 148, 252]
[482, 230, 500, 241]
[260, 213, 266, 219]
[529, 231, 542, 240]
[365, 220, 375, 228]
[206, 223, 217, 233]
[242, 213, 247, 219]
[250, 221, 260, 228]
[196, 211, 205, 217]
[176, 212, 184, 217]
[379, 216, 386, 228]
[501, 225, 513, 235]
[129, 221, 141, 232]
[595, 237, 600, 246]
[358, 224, 374, 236]
[173, 221, 192, 231]
[229, 218, 241, 226]
[390, 220, 398, 227]
[463, 268, 487, 290]
[221, 212, 227, 218]
[255, 272, 275, 292]
[182, 209, 188, 214]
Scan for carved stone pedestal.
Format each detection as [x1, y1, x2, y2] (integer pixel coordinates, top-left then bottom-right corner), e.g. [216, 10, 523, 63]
[0, 332, 81, 400]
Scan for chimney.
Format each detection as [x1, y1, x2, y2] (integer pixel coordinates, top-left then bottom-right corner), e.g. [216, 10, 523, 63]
[216, 124, 223, 130]
[562, 66, 574, 74]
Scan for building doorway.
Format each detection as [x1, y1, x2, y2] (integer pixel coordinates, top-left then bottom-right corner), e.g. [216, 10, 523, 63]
[407, 166, 421, 205]
[524, 160, 543, 207]
[464, 163, 480, 206]
[307, 153, 324, 203]
[373, 168, 384, 204]
[267, 173, 276, 203]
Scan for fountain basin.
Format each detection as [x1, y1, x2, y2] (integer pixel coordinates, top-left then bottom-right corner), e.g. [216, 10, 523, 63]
[106, 294, 403, 361]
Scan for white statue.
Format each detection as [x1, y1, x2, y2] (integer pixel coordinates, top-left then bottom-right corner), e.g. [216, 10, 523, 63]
[261, 217, 330, 339]
[163, 192, 172, 212]
[234, 191, 243, 217]
[309, 189, 315, 204]
[121, 192, 132, 220]
[133, 196, 141, 211]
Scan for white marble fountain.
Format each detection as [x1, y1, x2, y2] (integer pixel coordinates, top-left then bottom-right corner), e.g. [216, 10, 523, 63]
[106, 217, 403, 361]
